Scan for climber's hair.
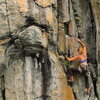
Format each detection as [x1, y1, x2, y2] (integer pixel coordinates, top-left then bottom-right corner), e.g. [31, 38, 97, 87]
[78, 46, 84, 54]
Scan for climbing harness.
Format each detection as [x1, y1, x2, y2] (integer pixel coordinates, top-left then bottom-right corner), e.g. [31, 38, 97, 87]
[80, 59, 87, 63]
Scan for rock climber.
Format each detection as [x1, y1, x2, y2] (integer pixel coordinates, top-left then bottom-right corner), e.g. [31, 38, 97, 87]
[65, 38, 92, 94]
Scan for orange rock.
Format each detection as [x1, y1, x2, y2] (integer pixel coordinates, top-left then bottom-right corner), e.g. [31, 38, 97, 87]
[42, 32, 48, 48]
[0, 46, 5, 63]
[58, 23, 66, 54]
[35, 0, 51, 8]
[66, 85, 74, 100]
[49, 51, 74, 100]
[60, 76, 74, 100]
[16, 0, 28, 12]
[45, 8, 53, 25]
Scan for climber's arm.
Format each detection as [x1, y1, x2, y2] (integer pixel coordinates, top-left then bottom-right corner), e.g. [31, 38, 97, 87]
[78, 38, 85, 47]
[78, 38, 86, 53]
[65, 55, 78, 61]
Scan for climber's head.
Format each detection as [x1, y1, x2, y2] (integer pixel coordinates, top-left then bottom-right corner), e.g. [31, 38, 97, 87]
[78, 47, 84, 54]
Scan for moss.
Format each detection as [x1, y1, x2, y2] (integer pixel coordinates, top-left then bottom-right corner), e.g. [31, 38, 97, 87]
[63, 60, 79, 68]
[63, 60, 70, 67]
[71, 61, 79, 66]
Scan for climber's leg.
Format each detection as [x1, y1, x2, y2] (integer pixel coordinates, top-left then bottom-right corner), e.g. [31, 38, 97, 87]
[84, 67, 92, 94]
[67, 68, 73, 82]
[89, 65, 96, 81]
[78, 65, 86, 73]
[67, 67, 79, 83]
[78, 65, 91, 94]
[84, 74, 92, 94]
[67, 68, 74, 86]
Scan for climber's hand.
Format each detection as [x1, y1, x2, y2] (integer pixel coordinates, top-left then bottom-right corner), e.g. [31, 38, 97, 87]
[78, 38, 81, 42]
[65, 55, 68, 59]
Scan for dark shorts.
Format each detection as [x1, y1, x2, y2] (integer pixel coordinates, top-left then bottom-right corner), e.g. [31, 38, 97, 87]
[78, 65, 88, 74]
[67, 64, 92, 88]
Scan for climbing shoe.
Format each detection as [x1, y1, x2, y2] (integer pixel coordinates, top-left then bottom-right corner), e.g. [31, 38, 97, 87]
[68, 76, 74, 87]
[84, 88, 92, 94]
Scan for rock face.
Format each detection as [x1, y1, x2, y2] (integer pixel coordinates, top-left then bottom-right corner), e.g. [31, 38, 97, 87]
[0, 0, 100, 100]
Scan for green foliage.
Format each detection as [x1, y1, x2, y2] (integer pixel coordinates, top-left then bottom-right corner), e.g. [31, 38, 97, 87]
[63, 60, 70, 67]
[63, 60, 79, 68]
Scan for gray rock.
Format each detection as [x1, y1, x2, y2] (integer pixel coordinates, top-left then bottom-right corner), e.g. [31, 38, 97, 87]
[0, 0, 100, 100]
[0, 1, 9, 36]
[18, 25, 48, 54]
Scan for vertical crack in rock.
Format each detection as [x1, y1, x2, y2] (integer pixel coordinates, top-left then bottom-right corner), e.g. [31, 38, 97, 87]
[90, 0, 100, 98]
[87, 2, 99, 99]
[71, 0, 82, 38]
[57, 0, 67, 55]
[56, 0, 60, 44]
[2, 76, 5, 100]
[88, 1, 99, 99]
[40, 50, 51, 100]
[89, 3, 99, 100]
[5, 0, 11, 34]
[72, 91, 77, 100]
[93, 79, 98, 99]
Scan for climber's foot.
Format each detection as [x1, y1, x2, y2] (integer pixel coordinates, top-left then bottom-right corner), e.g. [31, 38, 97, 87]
[68, 76, 74, 87]
[84, 88, 92, 94]
[68, 76, 74, 82]
[87, 88, 92, 94]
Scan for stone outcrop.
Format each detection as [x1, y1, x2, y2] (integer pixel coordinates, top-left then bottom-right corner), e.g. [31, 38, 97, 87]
[0, 0, 100, 100]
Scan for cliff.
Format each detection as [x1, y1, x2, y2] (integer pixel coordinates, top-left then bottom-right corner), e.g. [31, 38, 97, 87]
[0, 0, 100, 100]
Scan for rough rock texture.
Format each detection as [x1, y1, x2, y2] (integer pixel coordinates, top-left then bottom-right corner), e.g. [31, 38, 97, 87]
[0, 0, 100, 100]
[91, 0, 100, 99]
